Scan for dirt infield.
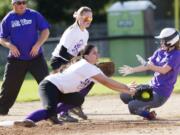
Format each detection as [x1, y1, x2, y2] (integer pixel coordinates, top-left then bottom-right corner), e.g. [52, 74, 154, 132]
[0, 94, 180, 135]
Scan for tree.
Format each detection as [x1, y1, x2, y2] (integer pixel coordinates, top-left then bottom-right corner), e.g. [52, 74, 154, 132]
[0, 0, 175, 23]
[0, 0, 11, 20]
[0, 0, 37, 20]
[35, 0, 115, 24]
[151, 0, 173, 19]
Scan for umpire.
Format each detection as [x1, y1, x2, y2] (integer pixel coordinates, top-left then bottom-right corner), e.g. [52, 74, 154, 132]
[0, 0, 49, 115]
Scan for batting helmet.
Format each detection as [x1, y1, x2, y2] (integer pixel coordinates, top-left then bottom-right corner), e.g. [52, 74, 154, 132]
[155, 28, 179, 47]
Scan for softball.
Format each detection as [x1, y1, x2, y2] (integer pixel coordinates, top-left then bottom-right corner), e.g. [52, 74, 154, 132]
[142, 92, 150, 99]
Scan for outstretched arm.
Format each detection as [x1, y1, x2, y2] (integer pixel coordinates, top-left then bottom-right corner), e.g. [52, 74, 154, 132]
[119, 64, 149, 76]
[119, 62, 172, 76]
[147, 63, 172, 74]
[92, 74, 135, 95]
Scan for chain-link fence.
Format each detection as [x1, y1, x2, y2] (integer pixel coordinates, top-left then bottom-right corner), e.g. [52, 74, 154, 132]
[0, 19, 175, 76]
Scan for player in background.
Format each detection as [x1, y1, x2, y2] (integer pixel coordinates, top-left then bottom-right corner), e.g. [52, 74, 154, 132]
[119, 28, 180, 120]
[50, 6, 94, 122]
[14, 44, 135, 127]
[0, 0, 49, 115]
[50, 6, 92, 73]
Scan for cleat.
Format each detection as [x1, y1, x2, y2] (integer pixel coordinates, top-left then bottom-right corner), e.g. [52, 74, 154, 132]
[0, 109, 8, 116]
[14, 119, 36, 127]
[69, 106, 87, 120]
[143, 111, 157, 120]
[59, 112, 78, 122]
[48, 116, 63, 125]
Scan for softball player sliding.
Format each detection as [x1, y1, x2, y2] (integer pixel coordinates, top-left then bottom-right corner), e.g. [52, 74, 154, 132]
[50, 6, 94, 122]
[119, 28, 180, 120]
[14, 45, 135, 127]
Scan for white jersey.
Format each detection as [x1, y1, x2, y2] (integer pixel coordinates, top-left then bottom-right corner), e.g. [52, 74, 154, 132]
[45, 59, 103, 94]
[52, 23, 89, 58]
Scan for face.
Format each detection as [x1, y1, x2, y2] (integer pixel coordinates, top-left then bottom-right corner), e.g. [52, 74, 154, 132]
[13, 1, 27, 14]
[160, 40, 169, 51]
[78, 11, 93, 29]
[84, 47, 99, 64]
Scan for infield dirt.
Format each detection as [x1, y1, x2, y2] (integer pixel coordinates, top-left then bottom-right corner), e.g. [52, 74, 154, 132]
[0, 94, 180, 135]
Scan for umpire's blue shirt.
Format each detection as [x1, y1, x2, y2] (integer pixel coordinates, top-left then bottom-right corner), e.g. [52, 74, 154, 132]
[0, 8, 49, 60]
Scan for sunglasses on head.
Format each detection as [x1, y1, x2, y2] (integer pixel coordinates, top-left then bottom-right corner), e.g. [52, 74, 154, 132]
[15, 1, 26, 5]
[83, 16, 93, 22]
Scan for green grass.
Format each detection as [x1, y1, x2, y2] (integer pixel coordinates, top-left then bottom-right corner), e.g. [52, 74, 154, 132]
[0, 75, 180, 102]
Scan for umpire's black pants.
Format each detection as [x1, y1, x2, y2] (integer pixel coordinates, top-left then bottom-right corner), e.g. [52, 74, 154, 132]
[39, 80, 84, 117]
[0, 54, 49, 114]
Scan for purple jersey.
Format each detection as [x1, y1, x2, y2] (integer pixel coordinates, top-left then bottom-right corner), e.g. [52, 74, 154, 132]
[0, 8, 49, 60]
[149, 49, 180, 97]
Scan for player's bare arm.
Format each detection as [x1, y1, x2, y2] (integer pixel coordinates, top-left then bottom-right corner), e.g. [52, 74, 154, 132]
[30, 28, 50, 57]
[147, 63, 172, 74]
[92, 74, 135, 95]
[119, 62, 172, 76]
[0, 38, 20, 57]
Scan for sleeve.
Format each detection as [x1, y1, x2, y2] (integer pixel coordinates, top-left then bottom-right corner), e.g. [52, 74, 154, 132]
[0, 18, 10, 39]
[148, 49, 159, 64]
[35, 11, 49, 31]
[167, 52, 180, 70]
[77, 63, 103, 79]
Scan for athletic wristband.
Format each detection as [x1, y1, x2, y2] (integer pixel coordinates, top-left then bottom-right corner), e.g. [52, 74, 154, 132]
[59, 45, 74, 61]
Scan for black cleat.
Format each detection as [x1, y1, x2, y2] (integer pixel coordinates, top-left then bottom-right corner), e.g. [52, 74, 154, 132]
[59, 112, 78, 122]
[70, 106, 87, 120]
[0, 109, 8, 116]
[48, 116, 63, 125]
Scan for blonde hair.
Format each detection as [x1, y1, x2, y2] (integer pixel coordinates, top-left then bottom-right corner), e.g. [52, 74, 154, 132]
[73, 6, 92, 19]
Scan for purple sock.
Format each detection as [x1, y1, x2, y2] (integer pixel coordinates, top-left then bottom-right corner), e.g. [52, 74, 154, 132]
[57, 82, 95, 114]
[25, 109, 49, 122]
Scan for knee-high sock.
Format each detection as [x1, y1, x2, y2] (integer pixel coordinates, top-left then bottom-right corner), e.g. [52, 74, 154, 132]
[25, 109, 49, 122]
[57, 82, 95, 114]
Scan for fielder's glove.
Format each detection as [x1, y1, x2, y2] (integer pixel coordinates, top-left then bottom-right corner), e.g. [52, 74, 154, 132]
[133, 84, 153, 102]
[97, 61, 115, 77]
